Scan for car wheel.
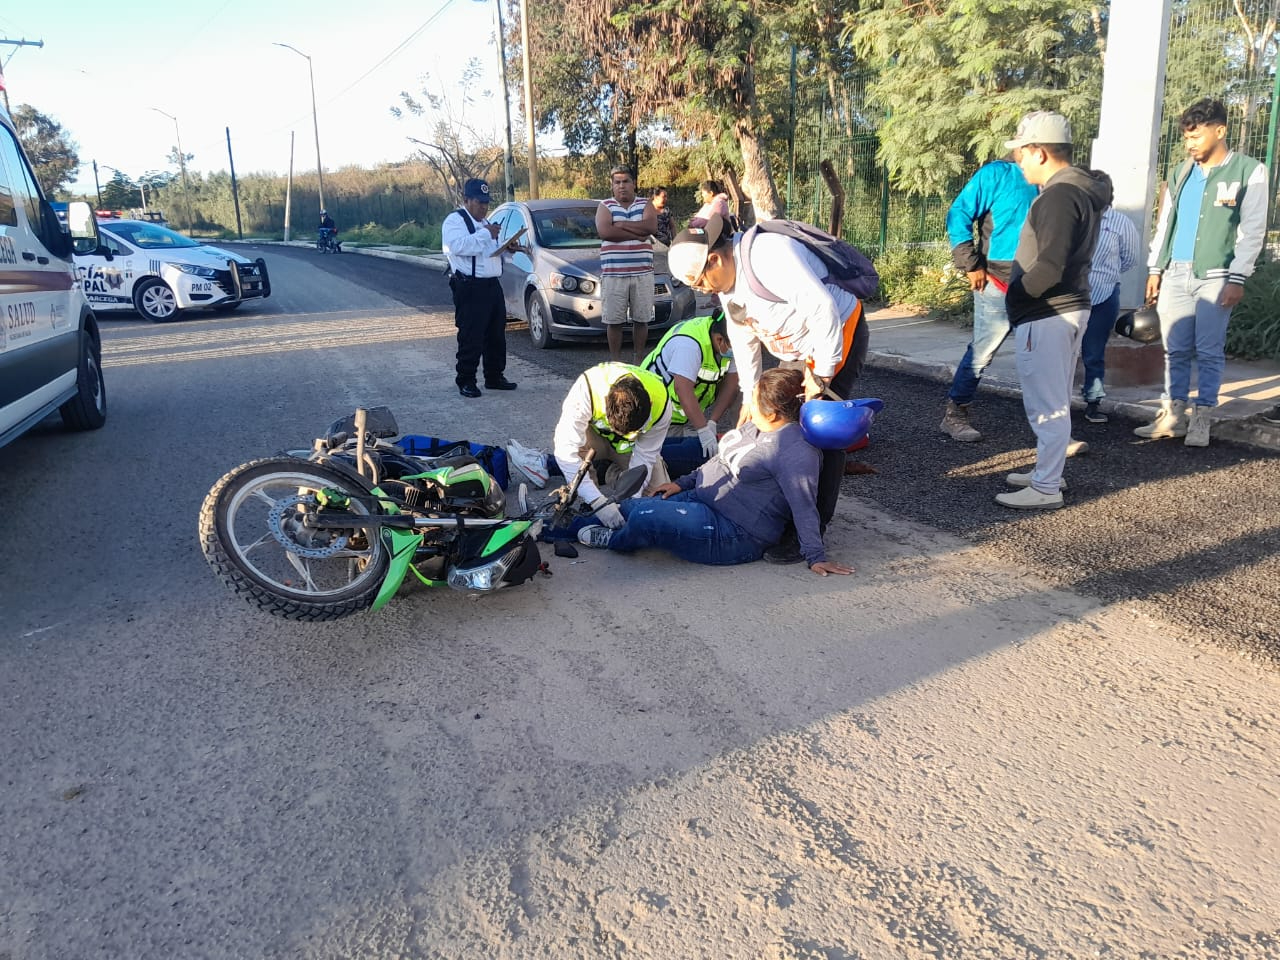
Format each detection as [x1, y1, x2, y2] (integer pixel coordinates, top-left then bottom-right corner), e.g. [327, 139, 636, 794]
[133, 277, 181, 322]
[58, 325, 107, 431]
[526, 291, 555, 349]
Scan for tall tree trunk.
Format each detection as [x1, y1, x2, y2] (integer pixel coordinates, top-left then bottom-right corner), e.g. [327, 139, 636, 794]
[735, 115, 785, 220]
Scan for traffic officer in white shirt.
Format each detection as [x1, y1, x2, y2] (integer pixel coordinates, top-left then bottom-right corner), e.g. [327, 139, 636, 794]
[667, 213, 868, 563]
[442, 178, 520, 398]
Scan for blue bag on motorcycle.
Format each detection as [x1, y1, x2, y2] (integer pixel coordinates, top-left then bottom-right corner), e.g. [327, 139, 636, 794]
[397, 434, 511, 490]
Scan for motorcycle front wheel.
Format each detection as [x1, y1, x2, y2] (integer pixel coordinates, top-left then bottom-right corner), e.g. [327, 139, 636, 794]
[199, 457, 391, 621]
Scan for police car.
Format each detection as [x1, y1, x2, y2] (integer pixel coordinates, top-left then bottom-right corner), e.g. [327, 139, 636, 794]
[75, 219, 270, 321]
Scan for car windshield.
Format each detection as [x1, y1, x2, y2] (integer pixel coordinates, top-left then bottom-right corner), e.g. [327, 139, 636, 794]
[103, 222, 202, 250]
[533, 205, 601, 249]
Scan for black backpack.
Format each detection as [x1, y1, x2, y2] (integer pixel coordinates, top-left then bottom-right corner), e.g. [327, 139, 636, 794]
[740, 220, 879, 303]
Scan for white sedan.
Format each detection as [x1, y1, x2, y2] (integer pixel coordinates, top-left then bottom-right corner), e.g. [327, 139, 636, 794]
[75, 220, 271, 322]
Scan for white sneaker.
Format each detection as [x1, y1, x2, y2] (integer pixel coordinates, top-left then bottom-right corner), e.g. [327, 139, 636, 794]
[1184, 405, 1211, 447]
[1066, 438, 1089, 457]
[1006, 471, 1068, 491]
[577, 525, 614, 548]
[1135, 399, 1189, 439]
[995, 486, 1063, 510]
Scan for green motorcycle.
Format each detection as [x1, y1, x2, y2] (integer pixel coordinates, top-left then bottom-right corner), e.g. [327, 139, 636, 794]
[198, 406, 639, 621]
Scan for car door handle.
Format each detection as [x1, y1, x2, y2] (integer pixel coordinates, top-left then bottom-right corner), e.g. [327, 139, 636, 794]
[22, 251, 35, 261]
[37, 256, 49, 264]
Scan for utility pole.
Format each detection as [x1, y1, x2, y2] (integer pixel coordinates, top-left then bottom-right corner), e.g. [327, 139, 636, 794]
[226, 126, 243, 240]
[274, 43, 326, 212]
[492, 0, 517, 202]
[519, 0, 539, 198]
[284, 131, 295, 242]
[0, 38, 45, 114]
[92, 159, 102, 208]
[151, 107, 193, 231]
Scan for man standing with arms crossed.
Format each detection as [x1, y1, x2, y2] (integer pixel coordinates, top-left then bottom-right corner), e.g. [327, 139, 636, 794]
[1136, 98, 1269, 447]
[596, 165, 658, 365]
[996, 112, 1112, 510]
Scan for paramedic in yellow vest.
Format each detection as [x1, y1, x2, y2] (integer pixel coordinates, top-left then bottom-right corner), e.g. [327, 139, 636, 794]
[642, 310, 739, 455]
[552, 363, 673, 528]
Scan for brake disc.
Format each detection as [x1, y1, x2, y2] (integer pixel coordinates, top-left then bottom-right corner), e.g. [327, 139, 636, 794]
[266, 493, 351, 559]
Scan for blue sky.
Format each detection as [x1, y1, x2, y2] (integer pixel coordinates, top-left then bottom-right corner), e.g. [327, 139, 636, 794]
[1, 0, 518, 194]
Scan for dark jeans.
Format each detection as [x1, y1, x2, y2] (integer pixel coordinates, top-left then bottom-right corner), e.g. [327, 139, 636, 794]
[609, 492, 765, 565]
[1081, 284, 1120, 402]
[661, 437, 706, 481]
[451, 276, 507, 386]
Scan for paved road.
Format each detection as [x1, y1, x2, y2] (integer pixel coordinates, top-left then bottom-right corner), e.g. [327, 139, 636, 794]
[271, 243, 1280, 664]
[2, 244, 1277, 960]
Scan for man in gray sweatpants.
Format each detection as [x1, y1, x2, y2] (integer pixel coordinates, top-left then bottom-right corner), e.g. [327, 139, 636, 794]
[997, 112, 1113, 510]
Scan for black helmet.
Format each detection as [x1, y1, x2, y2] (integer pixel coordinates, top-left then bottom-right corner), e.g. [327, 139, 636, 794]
[1115, 306, 1161, 344]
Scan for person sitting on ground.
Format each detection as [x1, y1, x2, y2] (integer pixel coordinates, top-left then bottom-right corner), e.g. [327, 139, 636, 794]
[576, 368, 855, 577]
[641, 310, 739, 478]
[688, 180, 732, 229]
[552, 362, 673, 528]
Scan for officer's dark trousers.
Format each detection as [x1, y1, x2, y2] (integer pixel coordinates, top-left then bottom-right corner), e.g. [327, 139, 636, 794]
[451, 276, 507, 387]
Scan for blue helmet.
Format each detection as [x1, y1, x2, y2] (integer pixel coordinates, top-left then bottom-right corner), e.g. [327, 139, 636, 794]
[800, 398, 882, 450]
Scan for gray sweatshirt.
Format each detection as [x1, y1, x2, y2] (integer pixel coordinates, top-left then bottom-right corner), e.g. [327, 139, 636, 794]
[677, 421, 827, 565]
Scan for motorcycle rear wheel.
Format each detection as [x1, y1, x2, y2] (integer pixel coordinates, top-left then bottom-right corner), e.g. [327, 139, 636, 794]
[199, 457, 391, 621]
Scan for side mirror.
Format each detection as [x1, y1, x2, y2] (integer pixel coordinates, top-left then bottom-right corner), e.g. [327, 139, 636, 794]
[610, 465, 647, 502]
[67, 202, 101, 257]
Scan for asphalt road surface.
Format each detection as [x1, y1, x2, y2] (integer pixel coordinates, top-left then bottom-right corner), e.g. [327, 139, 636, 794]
[1, 243, 1277, 960]
[278, 243, 1280, 664]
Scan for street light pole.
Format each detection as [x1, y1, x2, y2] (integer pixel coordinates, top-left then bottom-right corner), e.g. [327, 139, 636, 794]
[151, 107, 192, 230]
[274, 42, 326, 213]
[92, 160, 102, 208]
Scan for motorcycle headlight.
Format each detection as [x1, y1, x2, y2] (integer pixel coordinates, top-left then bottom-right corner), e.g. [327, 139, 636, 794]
[173, 262, 219, 278]
[447, 549, 519, 592]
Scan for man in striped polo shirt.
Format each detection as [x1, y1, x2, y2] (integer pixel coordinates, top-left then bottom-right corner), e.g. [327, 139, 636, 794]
[595, 165, 658, 364]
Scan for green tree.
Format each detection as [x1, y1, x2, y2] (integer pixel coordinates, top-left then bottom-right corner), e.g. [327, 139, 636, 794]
[846, 0, 1105, 196]
[12, 104, 81, 195]
[99, 170, 141, 209]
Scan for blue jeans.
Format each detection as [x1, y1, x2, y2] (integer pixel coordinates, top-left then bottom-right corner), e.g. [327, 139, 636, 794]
[1157, 262, 1232, 407]
[660, 437, 706, 481]
[1081, 284, 1120, 402]
[609, 492, 765, 565]
[948, 284, 1013, 405]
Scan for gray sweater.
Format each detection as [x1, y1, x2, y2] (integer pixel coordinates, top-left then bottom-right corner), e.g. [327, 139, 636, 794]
[677, 421, 827, 565]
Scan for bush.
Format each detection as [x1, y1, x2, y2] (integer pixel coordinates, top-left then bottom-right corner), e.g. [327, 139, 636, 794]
[1226, 259, 1280, 361]
[340, 221, 442, 250]
[874, 242, 971, 322]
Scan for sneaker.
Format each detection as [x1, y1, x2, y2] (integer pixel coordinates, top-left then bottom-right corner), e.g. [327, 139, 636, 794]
[1084, 401, 1108, 423]
[458, 383, 482, 399]
[1134, 399, 1188, 439]
[1261, 404, 1280, 425]
[577, 525, 614, 548]
[763, 540, 804, 564]
[1184, 405, 1211, 447]
[484, 377, 518, 390]
[940, 401, 981, 442]
[1066, 438, 1089, 457]
[1006, 471, 1068, 491]
[995, 486, 1063, 510]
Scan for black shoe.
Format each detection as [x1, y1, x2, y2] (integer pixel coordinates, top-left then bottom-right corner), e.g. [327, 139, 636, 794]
[763, 541, 804, 565]
[1084, 401, 1108, 423]
[458, 383, 482, 398]
[1261, 404, 1280, 425]
[484, 377, 518, 391]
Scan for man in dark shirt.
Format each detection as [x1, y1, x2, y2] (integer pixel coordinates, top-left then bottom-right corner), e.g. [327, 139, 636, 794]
[997, 112, 1112, 510]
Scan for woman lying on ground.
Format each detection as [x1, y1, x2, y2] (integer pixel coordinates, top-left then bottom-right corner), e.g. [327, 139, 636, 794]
[576, 367, 854, 577]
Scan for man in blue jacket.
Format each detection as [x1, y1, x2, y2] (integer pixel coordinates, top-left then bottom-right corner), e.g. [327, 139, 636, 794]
[939, 157, 1039, 441]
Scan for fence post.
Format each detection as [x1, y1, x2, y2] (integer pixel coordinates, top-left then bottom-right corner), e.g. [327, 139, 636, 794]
[1266, 66, 1280, 260]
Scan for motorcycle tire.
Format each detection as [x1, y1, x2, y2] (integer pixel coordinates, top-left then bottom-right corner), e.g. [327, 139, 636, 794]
[199, 456, 391, 621]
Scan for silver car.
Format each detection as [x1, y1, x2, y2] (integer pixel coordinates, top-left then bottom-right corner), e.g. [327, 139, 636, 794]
[489, 199, 697, 348]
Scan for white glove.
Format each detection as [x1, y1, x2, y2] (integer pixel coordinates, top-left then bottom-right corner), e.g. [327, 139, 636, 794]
[697, 420, 719, 458]
[590, 496, 625, 529]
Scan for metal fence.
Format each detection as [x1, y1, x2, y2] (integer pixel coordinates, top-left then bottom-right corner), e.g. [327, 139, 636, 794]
[782, 0, 1278, 259]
